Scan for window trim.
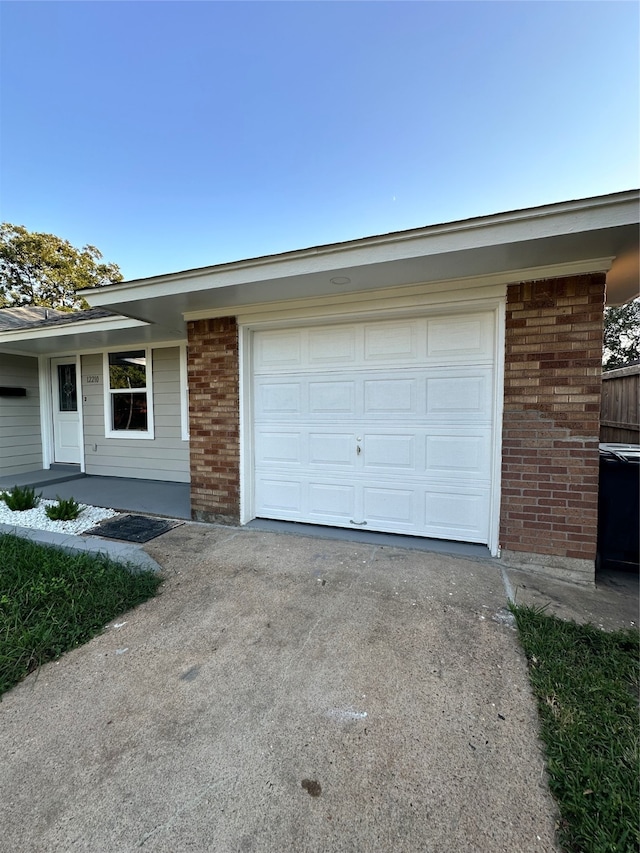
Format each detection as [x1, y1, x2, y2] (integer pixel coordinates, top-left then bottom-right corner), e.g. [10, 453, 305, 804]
[103, 348, 155, 439]
[179, 343, 189, 441]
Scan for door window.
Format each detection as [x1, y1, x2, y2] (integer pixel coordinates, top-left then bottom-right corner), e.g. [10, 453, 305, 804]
[57, 364, 78, 412]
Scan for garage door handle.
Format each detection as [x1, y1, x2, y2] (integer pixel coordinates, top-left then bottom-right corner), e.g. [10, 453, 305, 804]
[356, 445, 361, 455]
[350, 519, 367, 526]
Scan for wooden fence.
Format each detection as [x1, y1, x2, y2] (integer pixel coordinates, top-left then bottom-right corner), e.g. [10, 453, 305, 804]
[600, 363, 640, 444]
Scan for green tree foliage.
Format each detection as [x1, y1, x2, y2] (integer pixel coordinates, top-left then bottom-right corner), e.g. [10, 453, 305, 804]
[108, 364, 146, 389]
[0, 223, 122, 311]
[603, 297, 640, 371]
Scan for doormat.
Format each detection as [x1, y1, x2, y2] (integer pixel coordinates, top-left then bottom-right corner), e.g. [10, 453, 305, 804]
[86, 514, 183, 543]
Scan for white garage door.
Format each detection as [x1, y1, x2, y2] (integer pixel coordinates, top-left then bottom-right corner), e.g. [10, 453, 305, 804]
[252, 312, 496, 543]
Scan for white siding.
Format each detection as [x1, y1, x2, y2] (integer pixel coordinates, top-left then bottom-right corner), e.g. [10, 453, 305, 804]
[82, 347, 190, 482]
[0, 354, 42, 477]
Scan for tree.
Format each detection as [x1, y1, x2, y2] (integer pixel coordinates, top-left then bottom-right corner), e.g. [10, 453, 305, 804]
[0, 223, 122, 311]
[603, 296, 640, 371]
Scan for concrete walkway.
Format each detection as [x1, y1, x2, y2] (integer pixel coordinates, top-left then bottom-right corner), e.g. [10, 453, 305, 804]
[0, 522, 163, 574]
[0, 464, 85, 490]
[0, 522, 636, 852]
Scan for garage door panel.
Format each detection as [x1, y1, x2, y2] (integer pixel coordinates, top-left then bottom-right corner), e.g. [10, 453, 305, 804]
[427, 314, 494, 360]
[255, 432, 302, 464]
[255, 330, 303, 368]
[256, 479, 302, 514]
[308, 327, 357, 365]
[363, 434, 416, 470]
[309, 482, 355, 518]
[254, 315, 495, 374]
[309, 433, 356, 467]
[309, 381, 356, 414]
[363, 378, 417, 414]
[257, 381, 302, 415]
[425, 433, 491, 478]
[423, 488, 489, 541]
[425, 373, 491, 417]
[363, 487, 415, 525]
[364, 321, 419, 362]
[254, 474, 491, 539]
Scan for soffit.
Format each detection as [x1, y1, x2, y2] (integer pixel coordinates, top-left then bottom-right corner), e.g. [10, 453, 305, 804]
[0, 317, 183, 357]
[87, 222, 638, 331]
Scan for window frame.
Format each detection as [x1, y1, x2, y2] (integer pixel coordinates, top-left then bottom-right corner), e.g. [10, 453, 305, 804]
[103, 347, 155, 439]
[179, 343, 189, 441]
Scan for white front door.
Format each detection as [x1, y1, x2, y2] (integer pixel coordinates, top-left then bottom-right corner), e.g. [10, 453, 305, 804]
[52, 358, 81, 464]
[251, 312, 497, 544]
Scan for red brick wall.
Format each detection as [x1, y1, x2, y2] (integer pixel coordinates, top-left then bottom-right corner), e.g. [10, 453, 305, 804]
[187, 317, 240, 523]
[500, 274, 606, 561]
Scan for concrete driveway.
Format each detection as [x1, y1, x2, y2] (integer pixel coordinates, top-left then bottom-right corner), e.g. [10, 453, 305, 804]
[1, 525, 564, 852]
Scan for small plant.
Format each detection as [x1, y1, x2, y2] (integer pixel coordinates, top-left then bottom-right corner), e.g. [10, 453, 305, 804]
[0, 485, 41, 511]
[45, 496, 82, 522]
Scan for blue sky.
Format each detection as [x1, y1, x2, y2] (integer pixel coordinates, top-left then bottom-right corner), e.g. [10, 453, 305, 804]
[1, 1, 638, 281]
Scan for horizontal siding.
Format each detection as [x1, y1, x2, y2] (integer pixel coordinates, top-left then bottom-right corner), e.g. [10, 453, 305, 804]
[83, 439, 187, 456]
[0, 354, 42, 476]
[0, 416, 44, 430]
[88, 461, 189, 480]
[81, 347, 189, 483]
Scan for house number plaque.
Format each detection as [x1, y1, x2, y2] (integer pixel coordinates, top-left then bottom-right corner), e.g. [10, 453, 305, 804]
[85, 375, 100, 384]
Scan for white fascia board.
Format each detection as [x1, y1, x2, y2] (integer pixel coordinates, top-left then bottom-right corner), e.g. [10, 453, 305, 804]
[17, 339, 186, 360]
[0, 316, 147, 346]
[84, 191, 638, 308]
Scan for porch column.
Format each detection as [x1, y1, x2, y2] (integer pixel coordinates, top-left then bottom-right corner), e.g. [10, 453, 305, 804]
[187, 317, 240, 524]
[499, 273, 606, 584]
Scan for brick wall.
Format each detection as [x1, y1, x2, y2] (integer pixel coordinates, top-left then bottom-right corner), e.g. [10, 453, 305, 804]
[500, 274, 606, 572]
[187, 317, 240, 523]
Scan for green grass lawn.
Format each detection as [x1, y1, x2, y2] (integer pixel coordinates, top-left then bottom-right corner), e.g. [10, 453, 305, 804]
[511, 604, 639, 853]
[0, 534, 162, 697]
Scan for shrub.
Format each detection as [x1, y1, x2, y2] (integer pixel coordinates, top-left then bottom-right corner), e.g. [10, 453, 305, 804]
[45, 497, 82, 521]
[0, 485, 41, 511]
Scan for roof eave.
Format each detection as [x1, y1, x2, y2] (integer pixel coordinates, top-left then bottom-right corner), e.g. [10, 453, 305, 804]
[81, 189, 640, 307]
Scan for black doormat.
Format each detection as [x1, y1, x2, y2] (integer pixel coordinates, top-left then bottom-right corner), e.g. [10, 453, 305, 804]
[86, 514, 183, 543]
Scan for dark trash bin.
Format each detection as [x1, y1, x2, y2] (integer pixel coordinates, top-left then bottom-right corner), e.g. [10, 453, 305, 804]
[597, 444, 640, 572]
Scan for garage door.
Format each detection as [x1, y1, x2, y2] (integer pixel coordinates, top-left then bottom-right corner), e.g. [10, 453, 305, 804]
[252, 312, 496, 543]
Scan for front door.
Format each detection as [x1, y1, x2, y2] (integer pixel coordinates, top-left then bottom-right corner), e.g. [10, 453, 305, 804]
[52, 358, 81, 464]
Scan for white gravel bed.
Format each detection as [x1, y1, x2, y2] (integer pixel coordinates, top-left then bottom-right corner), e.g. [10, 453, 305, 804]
[0, 499, 118, 535]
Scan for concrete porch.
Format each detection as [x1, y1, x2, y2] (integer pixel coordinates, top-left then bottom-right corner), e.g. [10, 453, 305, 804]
[0, 468, 191, 519]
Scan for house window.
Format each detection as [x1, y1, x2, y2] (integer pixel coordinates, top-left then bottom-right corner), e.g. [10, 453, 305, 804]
[104, 349, 154, 438]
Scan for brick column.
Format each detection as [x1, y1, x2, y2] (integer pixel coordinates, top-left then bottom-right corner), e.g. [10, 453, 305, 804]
[500, 274, 605, 584]
[187, 317, 240, 524]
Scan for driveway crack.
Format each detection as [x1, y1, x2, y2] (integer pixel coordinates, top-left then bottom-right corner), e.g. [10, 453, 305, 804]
[281, 615, 322, 682]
